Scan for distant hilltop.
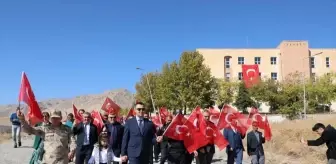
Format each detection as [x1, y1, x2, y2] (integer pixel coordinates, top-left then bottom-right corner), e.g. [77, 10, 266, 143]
[0, 88, 134, 117]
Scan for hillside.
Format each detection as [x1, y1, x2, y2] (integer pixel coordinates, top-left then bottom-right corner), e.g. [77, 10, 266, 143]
[0, 88, 134, 117]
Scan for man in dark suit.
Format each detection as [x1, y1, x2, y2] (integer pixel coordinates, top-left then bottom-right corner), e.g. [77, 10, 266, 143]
[301, 123, 336, 163]
[72, 112, 98, 164]
[223, 120, 245, 164]
[106, 113, 125, 164]
[121, 102, 162, 164]
[247, 121, 265, 164]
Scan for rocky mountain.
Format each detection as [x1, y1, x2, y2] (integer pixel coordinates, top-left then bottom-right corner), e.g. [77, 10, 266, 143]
[0, 88, 134, 117]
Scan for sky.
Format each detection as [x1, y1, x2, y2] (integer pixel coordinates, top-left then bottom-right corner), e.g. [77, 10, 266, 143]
[0, 0, 335, 105]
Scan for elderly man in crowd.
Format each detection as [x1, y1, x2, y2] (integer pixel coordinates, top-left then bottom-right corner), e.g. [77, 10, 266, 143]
[18, 110, 76, 164]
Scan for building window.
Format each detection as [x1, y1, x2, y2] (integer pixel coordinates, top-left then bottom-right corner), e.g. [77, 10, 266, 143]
[225, 73, 230, 81]
[238, 72, 242, 80]
[311, 57, 315, 68]
[255, 57, 261, 65]
[270, 57, 277, 65]
[271, 72, 277, 80]
[238, 57, 244, 65]
[225, 58, 230, 68]
[326, 57, 330, 68]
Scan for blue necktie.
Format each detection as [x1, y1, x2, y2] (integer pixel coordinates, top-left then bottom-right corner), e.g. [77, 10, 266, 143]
[84, 124, 88, 144]
[139, 120, 144, 133]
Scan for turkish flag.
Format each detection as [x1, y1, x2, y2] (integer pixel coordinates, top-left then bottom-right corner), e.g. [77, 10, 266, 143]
[18, 72, 43, 126]
[183, 113, 209, 153]
[72, 104, 83, 122]
[208, 107, 220, 125]
[163, 114, 187, 141]
[199, 115, 229, 150]
[247, 107, 265, 129]
[126, 108, 136, 119]
[159, 107, 170, 124]
[242, 64, 260, 88]
[187, 106, 202, 130]
[101, 97, 121, 115]
[151, 114, 163, 128]
[91, 110, 104, 134]
[217, 105, 249, 135]
[263, 115, 272, 141]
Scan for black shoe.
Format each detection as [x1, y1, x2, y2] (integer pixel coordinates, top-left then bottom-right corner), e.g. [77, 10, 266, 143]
[18, 142, 21, 147]
[14, 144, 17, 148]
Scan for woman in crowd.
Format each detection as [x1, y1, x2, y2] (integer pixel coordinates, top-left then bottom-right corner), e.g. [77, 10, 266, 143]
[29, 112, 51, 164]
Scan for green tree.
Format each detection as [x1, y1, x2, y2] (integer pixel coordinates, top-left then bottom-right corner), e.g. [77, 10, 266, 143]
[233, 82, 256, 113]
[177, 51, 218, 113]
[249, 79, 282, 113]
[135, 72, 161, 113]
[216, 79, 238, 105]
[306, 73, 336, 113]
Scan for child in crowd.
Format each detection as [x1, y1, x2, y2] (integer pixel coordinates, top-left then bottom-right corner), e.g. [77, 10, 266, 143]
[88, 134, 120, 164]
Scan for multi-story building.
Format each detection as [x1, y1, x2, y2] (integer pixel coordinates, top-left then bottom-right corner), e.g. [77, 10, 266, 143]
[198, 40, 336, 81]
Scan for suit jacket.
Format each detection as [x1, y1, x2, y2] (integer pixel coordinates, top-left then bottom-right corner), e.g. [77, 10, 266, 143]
[223, 128, 245, 152]
[106, 121, 124, 156]
[73, 122, 98, 147]
[121, 117, 156, 158]
[247, 130, 265, 155]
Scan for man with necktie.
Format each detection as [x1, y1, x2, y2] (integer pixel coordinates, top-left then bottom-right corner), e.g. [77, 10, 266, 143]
[121, 102, 162, 164]
[73, 112, 98, 164]
[106, 113, 125, 164]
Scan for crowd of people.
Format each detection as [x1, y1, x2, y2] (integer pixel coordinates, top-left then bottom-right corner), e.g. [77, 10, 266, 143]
[8, 101, 336, 164]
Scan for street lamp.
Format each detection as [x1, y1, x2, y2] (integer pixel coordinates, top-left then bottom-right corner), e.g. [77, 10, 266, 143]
[302, 52, 323, 119]
[136, 67, 156, 113]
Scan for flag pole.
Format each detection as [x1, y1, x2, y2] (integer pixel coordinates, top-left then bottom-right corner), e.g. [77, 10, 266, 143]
[18, 71, 24, 110]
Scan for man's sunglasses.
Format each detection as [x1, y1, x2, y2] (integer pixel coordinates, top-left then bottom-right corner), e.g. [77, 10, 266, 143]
[136, 108, 145, 111]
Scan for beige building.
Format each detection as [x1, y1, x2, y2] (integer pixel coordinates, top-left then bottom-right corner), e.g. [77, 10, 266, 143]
[198, 40, 336, 81]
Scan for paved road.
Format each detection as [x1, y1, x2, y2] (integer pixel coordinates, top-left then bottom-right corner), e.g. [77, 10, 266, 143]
[0, 138, 249, 164]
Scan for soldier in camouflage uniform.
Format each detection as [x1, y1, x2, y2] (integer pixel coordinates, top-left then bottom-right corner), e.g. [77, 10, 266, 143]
[18, 110, 77, 164]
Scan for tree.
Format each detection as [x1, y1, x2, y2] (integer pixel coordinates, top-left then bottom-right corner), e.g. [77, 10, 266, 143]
[216, 79, 238, 105]
[249, 79, 282, 113]
[135, 72, 161, 113]
[306, 73, 336, 113]
[177, 51, 218, 113]
[233, 82, 256, 113]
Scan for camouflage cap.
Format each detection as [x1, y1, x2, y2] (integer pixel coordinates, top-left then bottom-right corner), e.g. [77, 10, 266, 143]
[50, 110, 62, 118]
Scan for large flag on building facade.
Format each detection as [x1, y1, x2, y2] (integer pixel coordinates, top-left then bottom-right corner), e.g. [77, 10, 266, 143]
[242, 64, 260, 88]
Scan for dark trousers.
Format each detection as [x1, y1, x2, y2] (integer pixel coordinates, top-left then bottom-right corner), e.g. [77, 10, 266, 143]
[129, 155, 150, 164]
[227, 148, 243, 164]
[195, 152, 214, 164]
[75, 145, 93, 164]
[154, 143, 161, 161]
[185, 152, 194, 164]
[160, 147, 168, 164]
[167, 151, 186, 164]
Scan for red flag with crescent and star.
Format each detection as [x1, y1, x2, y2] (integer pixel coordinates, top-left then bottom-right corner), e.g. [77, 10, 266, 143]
[18, 72, 43, 126]
[91, 110, 104, 134]
[101, 97, 121, 115]
[199, 114, 229, 150]
[247, 107, 265, 129]
[242, 64, 260, 88]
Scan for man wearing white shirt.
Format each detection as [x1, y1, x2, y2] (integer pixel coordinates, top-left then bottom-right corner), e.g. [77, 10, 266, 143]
[73, 112, 98, 164]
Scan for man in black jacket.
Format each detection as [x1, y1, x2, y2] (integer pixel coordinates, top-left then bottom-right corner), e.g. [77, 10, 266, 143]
[301, 123, 336, 164]
[72, 112, 98, 164]
[247, 121, 265, 164]
[157, 115, 173, 164]
[106, 113, 125, 164]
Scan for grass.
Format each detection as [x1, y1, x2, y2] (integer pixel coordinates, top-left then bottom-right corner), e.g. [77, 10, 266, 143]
[253, 116, 336, 164]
